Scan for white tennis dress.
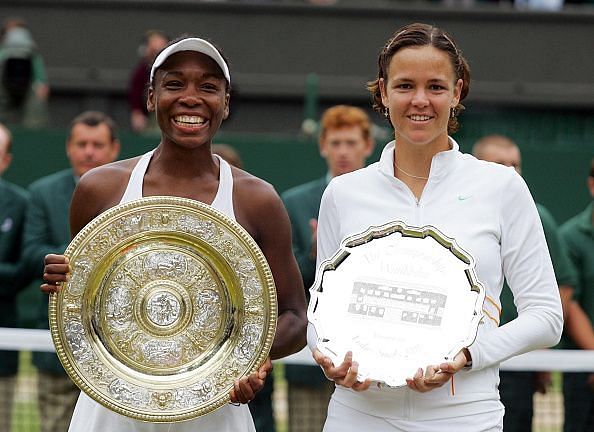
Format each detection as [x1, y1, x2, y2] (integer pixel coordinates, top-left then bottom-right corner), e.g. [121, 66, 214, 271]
[68, 150, 255, 432]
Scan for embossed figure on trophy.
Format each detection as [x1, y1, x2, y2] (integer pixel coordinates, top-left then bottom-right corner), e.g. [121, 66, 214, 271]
[144, 251, 188, 278]
[106, 285, 134, 327]
[146, 292, 181, 326]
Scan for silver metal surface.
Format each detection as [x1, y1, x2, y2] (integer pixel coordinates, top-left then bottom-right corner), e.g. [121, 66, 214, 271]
[308, 221, 484, 387]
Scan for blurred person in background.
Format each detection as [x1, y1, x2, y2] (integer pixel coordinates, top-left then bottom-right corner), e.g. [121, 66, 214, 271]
[560, 158, 594, 432]
[128, 30, 168, 134]
[212, 143, 243, 169]
[0, 18, 49, 128]
[282, 105, 374, 432]
[0, 123, 29, 432]
[472, 134, 577, 432]
[22, 111, 120, 432]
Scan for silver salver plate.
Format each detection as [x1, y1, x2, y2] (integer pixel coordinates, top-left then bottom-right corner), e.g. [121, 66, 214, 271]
[49, 196, 277, 422]
[308, 221, 484, 387]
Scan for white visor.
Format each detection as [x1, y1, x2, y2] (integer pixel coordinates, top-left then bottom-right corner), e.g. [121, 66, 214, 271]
[150, 37, 230, 85]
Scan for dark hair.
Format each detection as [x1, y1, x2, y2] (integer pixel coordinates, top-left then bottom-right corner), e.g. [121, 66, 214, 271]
[150, 34, 231, 92]
[367, 23, 470, 134]
[69, 111, 118, 142]
[590, 158, 594, 179]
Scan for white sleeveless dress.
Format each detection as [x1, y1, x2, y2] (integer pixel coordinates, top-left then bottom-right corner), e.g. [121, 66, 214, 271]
[68, 151, 255, 432]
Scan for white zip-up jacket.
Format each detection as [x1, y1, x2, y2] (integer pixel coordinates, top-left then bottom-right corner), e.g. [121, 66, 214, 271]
[310, 139, 563, 421]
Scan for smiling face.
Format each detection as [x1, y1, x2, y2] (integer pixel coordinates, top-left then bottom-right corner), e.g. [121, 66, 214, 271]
[379, 45, 462, 153]
[147, 51, 230, 150]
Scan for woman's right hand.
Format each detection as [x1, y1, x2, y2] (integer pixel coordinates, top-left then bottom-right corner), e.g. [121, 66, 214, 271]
[312, 349, 371, 392]
[41, 254, 71, 294]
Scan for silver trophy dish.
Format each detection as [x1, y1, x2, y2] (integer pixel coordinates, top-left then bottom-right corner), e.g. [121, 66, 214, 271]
[308, 221, 485, 387]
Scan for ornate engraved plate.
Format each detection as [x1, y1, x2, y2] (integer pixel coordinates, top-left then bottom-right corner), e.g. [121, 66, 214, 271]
[49, 196, 277, 422]
[308, 221, 484, 387]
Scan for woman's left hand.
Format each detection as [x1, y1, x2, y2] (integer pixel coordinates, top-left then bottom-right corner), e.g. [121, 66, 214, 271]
[405, 349, 469, 393]
[229, 357, 272, 404]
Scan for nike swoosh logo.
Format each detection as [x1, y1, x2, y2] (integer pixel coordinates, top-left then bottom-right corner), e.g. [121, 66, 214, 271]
[458, 194, 472, 201]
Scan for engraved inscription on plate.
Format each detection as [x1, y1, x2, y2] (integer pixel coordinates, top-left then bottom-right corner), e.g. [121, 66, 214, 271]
[349, 280, 447, 327]
[49, 197, 277, 422]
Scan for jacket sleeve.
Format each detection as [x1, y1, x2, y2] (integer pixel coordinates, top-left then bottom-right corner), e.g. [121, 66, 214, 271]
[22, 185, 69, 279]
[0, 193, 29, 299]
[282, 193, 316, 291]
[468, 174, 564, 370]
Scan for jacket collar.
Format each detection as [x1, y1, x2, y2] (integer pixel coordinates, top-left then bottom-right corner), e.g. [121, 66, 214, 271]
[377, 137, 460, 181]
[576, 202, 594, 235]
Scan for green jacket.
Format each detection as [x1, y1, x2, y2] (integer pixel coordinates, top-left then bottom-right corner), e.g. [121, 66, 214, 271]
[500, 203, 578, 326]
[0, 178, 28, 376]
[281, 177, 329, 386]
[560, 202, 594, 349]
[23, 169, 75, 374]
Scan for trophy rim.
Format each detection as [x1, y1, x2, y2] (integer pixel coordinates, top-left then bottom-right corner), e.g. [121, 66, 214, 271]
[49, 196, 277, 422]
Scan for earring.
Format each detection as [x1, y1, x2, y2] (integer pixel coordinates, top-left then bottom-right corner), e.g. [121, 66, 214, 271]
[384, 108, 389, 119]
[450, 107, 456, 119]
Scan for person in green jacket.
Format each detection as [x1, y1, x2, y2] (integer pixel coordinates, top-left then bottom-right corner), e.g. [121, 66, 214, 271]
[560, 158, 594, 432]
[0, 123, 28, 432]
[472, 134, 577, 432]
[22, 111, 120, 432]
[281, 105, 374, 432]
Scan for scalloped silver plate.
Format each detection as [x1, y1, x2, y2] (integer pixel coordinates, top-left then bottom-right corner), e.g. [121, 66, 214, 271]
[308, 221, 484, 387]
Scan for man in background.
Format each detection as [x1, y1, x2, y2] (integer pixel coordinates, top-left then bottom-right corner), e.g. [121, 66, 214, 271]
[0, 123, 28, 432]
[472, 134, 577, 432]
[560, 158, 594, 432]
[281, 105, 374, 432]
[22, 111, 120, 432]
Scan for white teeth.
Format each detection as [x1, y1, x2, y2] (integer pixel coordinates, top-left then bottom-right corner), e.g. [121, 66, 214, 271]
[410, 115, 431, 121]
[174, 115, 205, 125]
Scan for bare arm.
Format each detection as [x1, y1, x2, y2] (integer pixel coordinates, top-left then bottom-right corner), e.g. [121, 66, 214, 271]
[235, 175, 307, 359]
[559, 285, 574, 323]
[256, 193, 308, 359]
[230, 174, 308, 403]
[566, 300, 594, 350]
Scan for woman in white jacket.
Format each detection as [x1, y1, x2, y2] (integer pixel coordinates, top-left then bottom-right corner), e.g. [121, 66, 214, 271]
[310, 22, 563, 431]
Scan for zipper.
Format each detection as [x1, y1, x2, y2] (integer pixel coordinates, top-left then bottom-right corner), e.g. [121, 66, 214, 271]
[392, 176, 424, 226]
[414, 196, 421, 226]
